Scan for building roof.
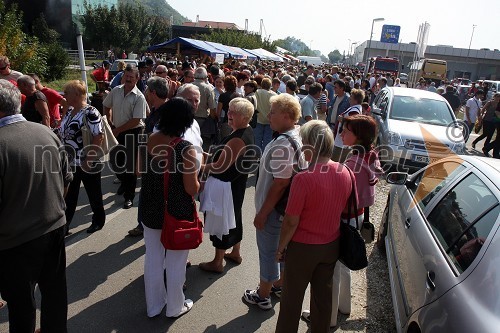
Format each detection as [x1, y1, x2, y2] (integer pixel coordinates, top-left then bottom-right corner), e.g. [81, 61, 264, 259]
[182, 21, 242, 30]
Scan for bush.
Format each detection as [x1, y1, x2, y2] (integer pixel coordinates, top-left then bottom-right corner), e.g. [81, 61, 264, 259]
[43, 42, 70, 81]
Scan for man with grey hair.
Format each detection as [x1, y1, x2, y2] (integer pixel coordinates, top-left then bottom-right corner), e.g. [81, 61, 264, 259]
[0, 79, 72, 332]
[176, 83, 203, 158]
[193, 66, 217, 151]
[17, 75, 51, 127]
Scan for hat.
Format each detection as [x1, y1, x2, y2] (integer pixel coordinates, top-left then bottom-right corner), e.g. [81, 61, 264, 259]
[102, 60, 111, 66]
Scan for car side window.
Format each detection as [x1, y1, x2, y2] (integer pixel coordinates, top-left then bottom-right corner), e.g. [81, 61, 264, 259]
[426, 173, 499, 273]
[409, 161, 466, 210]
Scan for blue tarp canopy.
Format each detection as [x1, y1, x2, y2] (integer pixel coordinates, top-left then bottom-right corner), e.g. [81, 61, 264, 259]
[147, 37, 228, 58]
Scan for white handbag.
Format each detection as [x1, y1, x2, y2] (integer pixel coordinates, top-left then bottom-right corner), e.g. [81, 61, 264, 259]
[81, 112, 118, 159]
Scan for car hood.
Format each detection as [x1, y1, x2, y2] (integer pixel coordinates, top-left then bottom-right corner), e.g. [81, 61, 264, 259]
[388, 119, 464, 145]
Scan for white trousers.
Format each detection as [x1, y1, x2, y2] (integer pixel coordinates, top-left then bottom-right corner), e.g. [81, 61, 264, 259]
[331, 261, 351, 326]
[143, 225, 189, 317]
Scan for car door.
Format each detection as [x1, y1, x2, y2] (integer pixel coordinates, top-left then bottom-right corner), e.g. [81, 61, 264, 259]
[399, 164, 499, 329]
[373, 91, 390, 144]
[389, 160, 467, 323]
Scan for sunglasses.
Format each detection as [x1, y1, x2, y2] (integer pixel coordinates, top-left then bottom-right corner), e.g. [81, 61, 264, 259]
[0, 65, 8, 70]
[155, 71, 166, 74]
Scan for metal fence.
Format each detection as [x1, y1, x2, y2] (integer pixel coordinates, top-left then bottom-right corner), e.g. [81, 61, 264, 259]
[66, 49, 105, 64]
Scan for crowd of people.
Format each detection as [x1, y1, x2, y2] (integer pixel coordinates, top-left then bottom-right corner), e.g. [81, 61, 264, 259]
[1, 49, 497, 332]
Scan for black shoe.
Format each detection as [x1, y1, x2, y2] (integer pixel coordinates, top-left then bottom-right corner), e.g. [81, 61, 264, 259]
[483, 148, 491, 157]
[86, 224, 103, 233]
[123, 199, 133, 209]
[116, 185, 126, 196]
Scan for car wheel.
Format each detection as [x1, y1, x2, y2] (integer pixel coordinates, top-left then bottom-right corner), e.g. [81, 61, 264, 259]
[377, 203, 389, 253]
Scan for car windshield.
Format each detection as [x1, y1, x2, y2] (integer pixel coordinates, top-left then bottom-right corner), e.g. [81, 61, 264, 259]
[389, 96, 455, 126]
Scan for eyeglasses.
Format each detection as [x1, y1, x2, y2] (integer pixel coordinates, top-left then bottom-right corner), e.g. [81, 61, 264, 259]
[155, 71, 166, 74]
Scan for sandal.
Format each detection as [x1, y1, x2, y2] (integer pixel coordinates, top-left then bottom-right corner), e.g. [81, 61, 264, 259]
[224, 253, 243, 265]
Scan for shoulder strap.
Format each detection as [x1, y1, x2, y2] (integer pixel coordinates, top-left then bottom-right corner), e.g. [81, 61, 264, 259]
[345, 166, 358, 220]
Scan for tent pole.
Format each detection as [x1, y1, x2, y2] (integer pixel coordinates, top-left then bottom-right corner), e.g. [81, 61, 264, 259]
[177, 42, 180, 57]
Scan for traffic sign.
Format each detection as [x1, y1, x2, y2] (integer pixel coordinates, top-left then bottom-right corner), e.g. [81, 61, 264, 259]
[381, 25, 400, 44]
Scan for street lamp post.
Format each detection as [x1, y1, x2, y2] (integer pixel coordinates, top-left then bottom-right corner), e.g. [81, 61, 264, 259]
[365, 17, 384, 74]
[466, 24, 477, 79]
[351, 42, 358, 65]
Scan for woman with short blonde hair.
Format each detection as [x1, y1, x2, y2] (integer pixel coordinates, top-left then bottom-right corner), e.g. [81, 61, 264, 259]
[59, 80, 105, 235]
[199, 97, 255, 273]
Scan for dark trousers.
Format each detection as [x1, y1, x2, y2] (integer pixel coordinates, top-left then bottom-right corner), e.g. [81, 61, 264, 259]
[276, 239, 340, 333]
[65, 166, 105, 230]
[472, 120, 496, 146]
[110, 127, 143, 200]
[0, 226, 67, 333]
[484, 123, 500, 158]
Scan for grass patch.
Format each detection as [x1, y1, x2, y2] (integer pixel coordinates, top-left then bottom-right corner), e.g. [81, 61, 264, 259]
[42, 69, 93, 92]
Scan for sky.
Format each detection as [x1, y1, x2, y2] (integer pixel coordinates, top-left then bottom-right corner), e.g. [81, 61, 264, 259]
[166, 0, 499, 57]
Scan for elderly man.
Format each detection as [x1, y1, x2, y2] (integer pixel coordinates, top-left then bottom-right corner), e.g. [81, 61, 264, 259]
[176, 83, 203, 158]
[182, 69, 195, 84]
[0, 56, 23, 82]
[0, 79, 73, 333]
[29, 73, 68, 127]
[103, 66, 148, 209]
[17, 75, 50, 127]
[192, 67, 217, 151]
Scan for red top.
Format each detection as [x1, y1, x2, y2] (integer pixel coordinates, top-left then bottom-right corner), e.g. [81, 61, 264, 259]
[41, 87, 62, 126]
[92, 67, 109, 82]
[286, 161, 353, 244]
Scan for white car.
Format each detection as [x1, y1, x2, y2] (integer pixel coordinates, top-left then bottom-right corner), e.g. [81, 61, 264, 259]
[371, 87, 465, 172]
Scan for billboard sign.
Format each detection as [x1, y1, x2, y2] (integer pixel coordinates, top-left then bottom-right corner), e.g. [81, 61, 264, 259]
[381, 25, 401, 44]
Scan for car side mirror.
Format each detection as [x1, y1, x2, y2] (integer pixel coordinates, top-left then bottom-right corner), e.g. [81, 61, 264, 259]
[386, 172, 408, 185]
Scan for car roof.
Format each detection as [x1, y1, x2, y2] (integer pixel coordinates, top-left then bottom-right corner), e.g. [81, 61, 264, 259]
[383, 87, 446, 101]
[441, 155, 500, 190]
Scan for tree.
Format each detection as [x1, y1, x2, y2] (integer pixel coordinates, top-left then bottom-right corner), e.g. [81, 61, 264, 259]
[32, 15, 70, 81]
[0, 1, 46, 76]
[79, 1, 171, 54]
[328, 50, 342, 64]
[195, 29, 276, 52]
[274, 37, 315, 56]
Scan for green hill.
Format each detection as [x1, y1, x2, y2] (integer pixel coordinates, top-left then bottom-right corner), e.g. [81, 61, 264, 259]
[119, 0, 189, 25]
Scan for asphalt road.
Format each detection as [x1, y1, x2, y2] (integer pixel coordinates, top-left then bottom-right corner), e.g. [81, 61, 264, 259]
[0, 131, 489, 332]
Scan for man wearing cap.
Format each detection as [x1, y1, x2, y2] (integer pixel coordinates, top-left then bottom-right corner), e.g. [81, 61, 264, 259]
[0, 56, 23, 82]
[136, 61, 148, 93]
[297, 65, 314, 88]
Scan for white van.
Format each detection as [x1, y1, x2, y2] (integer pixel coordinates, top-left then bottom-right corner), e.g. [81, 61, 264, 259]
[297, 56, 323, 66]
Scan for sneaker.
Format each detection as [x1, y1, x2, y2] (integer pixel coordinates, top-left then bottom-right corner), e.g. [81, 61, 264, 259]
[243, 289, 272, 310]
[271, 285, 282, 298]
[168, 299, 193, 318]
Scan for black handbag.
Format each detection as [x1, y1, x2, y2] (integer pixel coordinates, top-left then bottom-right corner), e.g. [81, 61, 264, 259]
[339, 168, 368, 271]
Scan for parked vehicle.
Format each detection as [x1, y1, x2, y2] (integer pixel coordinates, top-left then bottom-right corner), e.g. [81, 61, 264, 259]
[296, 56, 323, 66]
[367, 56, 399, 78]
[408, 58, 447, 87]
[371, 87, 465, 172]
[377, 155, 500, 333]
[109, 59, 138, 77]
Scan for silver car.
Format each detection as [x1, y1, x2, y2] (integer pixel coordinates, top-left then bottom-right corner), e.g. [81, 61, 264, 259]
[378, 155, 500, 333]
[371, 87, 465, 172]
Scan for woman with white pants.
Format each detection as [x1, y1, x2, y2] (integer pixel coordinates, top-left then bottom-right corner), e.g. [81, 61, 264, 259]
[138, 98, 200, 318]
